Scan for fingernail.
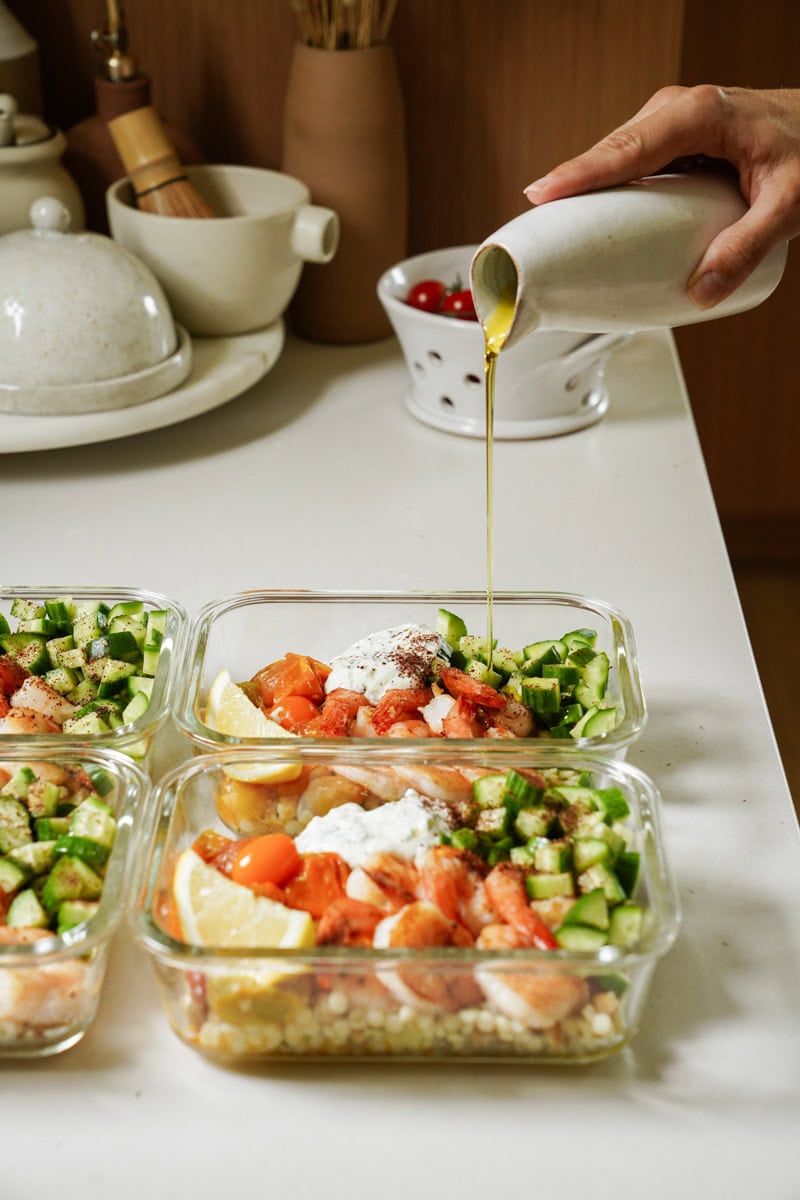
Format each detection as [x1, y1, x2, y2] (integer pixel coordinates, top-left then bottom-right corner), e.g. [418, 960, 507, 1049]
[688, 270, 727, 309]
[524, 176, 551, 198]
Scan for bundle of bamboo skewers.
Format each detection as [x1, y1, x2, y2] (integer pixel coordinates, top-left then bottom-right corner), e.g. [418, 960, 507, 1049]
[289, 0, 399, 49]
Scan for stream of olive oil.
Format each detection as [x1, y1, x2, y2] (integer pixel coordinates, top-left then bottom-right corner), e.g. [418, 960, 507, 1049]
[482, 296, 516, 670]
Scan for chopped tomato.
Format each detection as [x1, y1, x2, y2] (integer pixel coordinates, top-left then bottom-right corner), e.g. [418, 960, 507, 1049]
[192, 829, 235, 865]
[268, 694, 320, 732]
[231, 833, 302, 888]
[253, 658, 291, 708]
[272, 653, 327, 704]
[283, 852, 350, 919]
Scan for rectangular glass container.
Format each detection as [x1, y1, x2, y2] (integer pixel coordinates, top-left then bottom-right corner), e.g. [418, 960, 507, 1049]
[0, 585, 187, 762]
[177, 590, 646, 760]
[133, 745, 679, 1065]
[0, 745, 149, 1057]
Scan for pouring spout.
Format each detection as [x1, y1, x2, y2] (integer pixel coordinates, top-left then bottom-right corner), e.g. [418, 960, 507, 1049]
[470, 242, 538, 353]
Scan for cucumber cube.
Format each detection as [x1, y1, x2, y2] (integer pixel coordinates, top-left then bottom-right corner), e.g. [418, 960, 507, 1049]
[554, 924, 607, 952]
[525, 871, 575, 900]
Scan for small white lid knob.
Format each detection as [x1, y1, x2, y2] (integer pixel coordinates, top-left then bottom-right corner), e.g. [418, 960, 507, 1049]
[30, 196, 71, 233]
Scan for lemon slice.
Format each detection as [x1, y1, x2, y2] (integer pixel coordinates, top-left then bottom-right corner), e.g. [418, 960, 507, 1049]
[204, 668, 303, 784]
[173, 848, 316, 949]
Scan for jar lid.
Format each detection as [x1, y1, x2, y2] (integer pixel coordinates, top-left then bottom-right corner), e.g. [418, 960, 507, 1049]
[0, 93, 51, 147]
[0, 196, 191, 409]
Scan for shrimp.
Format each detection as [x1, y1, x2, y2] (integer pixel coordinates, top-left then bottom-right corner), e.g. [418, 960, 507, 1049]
[373, 902, 484, 1012]
[9, 676, 76, 725]
[393, 764, 474, 804]
[442, 697, 485, 738]
[0, 707, 61, 734]
[0, 927, 91, 1029]
[419, 691, 454, 733]
[331, 764, 409, 802]
[475, 968, 589, 1030]
[484, 863, 559, 950]
[296, 772, 369, 826]
[315, 688, 368, 737]
[385, 719, 434, 738]
[345, 852, 419, 914]
[349, 704, 378, 737]
[316, 897, 384, 946]
[372, 688, 434, 734]
[530, 895, 577, 930]
[438, 665, 504, 710]
[416, 845, 494, 936]
[476, 923, 528, 950]
[488, 696, 534, 738]
[0, 656, 27, 696]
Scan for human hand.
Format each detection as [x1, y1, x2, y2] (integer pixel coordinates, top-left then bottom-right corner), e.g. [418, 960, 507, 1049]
[524, 86, 800, 309]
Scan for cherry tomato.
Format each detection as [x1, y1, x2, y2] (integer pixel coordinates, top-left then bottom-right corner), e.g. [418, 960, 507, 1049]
[440, 289, 478, 320]
[272, 653, 327, 704]
[231, 833, 301, 888]
[405, 279, 447, 313]
[268, 694, 320, 732]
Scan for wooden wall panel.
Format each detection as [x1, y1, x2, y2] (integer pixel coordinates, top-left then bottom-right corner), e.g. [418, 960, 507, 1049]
[677, 0, 800, 561]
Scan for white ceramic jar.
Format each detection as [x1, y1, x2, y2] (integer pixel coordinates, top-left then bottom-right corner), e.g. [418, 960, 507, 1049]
[0, 93, 84, 234]
[470, 172, 788, 349]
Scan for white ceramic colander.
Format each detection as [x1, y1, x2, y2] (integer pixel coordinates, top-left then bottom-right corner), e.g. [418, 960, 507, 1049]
[377, 244, 627, 439]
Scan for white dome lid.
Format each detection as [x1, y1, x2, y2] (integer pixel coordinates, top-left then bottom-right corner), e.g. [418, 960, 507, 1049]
[0, 196, 179, 388]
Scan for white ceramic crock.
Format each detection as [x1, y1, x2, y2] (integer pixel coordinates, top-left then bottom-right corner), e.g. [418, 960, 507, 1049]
[0, 93, 84, 234]
[0, 197, 192, 414]
[470, 172, 788, 350]
[106, 164, 340, 337]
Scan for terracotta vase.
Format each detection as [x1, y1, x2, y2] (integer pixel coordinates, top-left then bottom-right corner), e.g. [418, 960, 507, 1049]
[281, 43, 408, 344]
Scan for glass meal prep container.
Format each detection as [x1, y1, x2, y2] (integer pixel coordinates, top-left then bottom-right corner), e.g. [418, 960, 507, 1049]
[0, 586, 187, 762]
[177, 590, 646, 760]
[132, 744, 679, 1065]
[0, 744, 149, 1057]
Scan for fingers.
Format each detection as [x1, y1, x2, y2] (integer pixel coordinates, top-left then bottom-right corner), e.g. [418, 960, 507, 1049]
[687, 172, 800, 307]
[525, 84, 728, 204]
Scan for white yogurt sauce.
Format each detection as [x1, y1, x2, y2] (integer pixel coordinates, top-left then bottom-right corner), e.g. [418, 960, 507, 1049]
[294, 789, 453, 866]
[324, 623, 447, 705]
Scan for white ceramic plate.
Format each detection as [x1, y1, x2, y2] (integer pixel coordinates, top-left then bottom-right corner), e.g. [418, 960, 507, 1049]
[0, 321, 284, 453]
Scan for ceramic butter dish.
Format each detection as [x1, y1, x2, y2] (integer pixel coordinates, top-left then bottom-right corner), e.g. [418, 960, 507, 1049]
[0, 196, 191, 415]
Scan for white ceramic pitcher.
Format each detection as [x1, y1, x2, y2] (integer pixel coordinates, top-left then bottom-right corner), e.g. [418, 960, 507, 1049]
[470, 172, 787, 350]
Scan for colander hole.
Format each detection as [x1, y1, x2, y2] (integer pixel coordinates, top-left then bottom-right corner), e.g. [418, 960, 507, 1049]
[464, 373, 481, 387]
[565, 375, 579, 391]
[428, 350, 443, 364]
[582, 391, 600, 408]
[440, 396, 455, 409]
[413, 361, 425, 375]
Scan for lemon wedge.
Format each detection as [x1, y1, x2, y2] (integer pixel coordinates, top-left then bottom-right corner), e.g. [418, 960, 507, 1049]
[204, 668, 303, 784]
[173, 848, 316, 949]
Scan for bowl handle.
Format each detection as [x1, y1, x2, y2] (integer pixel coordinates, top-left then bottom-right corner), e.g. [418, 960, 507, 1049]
[291, 204, 340, 264]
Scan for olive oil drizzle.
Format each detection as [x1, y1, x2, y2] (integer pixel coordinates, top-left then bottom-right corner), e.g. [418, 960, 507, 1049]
[482, 296, 516, 672]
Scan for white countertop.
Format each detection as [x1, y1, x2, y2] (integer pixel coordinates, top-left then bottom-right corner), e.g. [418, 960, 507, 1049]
[2, 330, 798, 1198]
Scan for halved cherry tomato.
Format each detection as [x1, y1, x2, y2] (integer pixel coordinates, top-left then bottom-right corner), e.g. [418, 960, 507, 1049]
[440, 289, 478, 320]
[268, 694, 319, 732]
[406, 279, 447, 313]
[231, 833, 301, 888]
[253, 658, 290, 708]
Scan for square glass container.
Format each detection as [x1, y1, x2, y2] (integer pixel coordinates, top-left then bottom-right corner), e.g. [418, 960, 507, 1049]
[177, 589, 646, 760]
[133, 746, 679, 1065]
[0, 745, 149, 1057]
[0, 586, 187, 761]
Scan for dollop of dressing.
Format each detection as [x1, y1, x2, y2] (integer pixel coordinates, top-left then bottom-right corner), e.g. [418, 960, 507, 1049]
[294, 789, 453, 866]
[324, 623, 447, 705]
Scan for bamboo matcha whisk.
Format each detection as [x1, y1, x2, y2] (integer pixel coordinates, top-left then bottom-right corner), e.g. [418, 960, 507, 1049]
[106, 105, 215, 218]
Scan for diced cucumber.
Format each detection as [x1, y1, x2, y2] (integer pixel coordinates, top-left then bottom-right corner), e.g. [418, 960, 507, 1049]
[509, 844, 535, 867]
[514, 807, 553, 840]
[108, 600, 145, 622]
[69, 795, 116, 853]
[578, 707, 619, 738]
[521, 676, 560, 713]
[475, 806, 511, 838]
[562, 628, 597, 651]
[575, 650, 610, 708]
[54, 834, 110, 871]
[491, 647, 524, 676]
[45, 597, 76, 624]
[465, 659, 502, 688]
[141, 644, 161, 676]
[472, 774, 508, 810]
[66, 676, 99, 705]
[608, 903, 644, 948]
[34, 816, 71, 841]
[41, 855, 104, 914]
[57, 898, 100, 934]
[459, 634, 494, 665]
[44, 665, 80, 695]
[127, 675, 154, 699]
[522, 639, 567, 672]
[554, 924, 607, 951]
[121, 690, 149, 724]
[0, 631, 50, 674]
[62, 712, 111, 735]
[10, 839, 57, 876]
[81, 765, 114, 797]
[541, 663, 580, 688]
[504, 769, 542, 807]
[532, 837, 572, 874]
[525, 871, 575, 900]
[25, 779, 64, 819]
[10, 599, 44, 621]
[436, 608, 468, 649]
[615, 850, 640, 897]
[448, 828, 480, 853]
[0, 798, 32, 853]
[1, 766, 37, 799]
[0, 856, 30, 895]
[577, 862, 627, 905]
[46, 634, 75, 668]
[561, 887, 610, 931]
[572, 837, 612, 873]
[594, 786, 630, 822]
[7, 887, 50, 928]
